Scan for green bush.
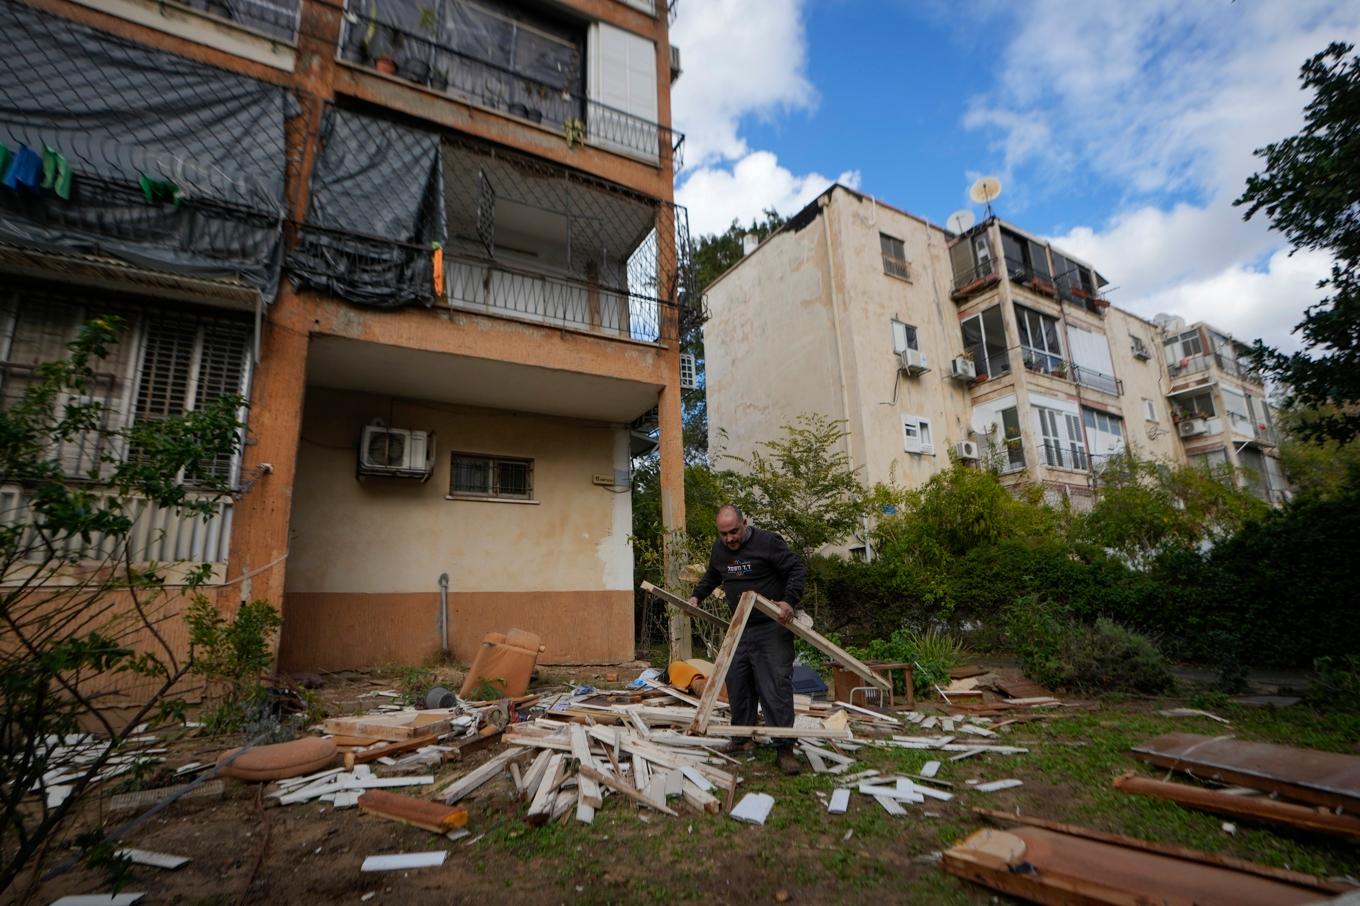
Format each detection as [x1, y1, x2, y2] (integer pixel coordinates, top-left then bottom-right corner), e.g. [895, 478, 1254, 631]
[1306, 655, 1360, 711]
[187, 596, 284, 732]
[1005, 599, 1174, 694]
[848, 626, 970, 698]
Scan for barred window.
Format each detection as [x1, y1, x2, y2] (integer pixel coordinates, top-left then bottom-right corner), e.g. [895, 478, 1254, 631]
[880, 233, 910, 280]
[450, 453, 534, 500]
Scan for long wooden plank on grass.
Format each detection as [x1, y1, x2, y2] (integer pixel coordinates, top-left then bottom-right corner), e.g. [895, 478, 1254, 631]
[749, 592, 890, 694]
[690, 591, 757, 735]
[437, 748, 527, 804]
[640, 580, 731, 629]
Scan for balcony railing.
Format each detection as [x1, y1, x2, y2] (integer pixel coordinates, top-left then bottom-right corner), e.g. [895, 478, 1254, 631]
[1168, 354, 1211, 379]
[1040, 441, 1089, 472]
[445, 250, 677, 343]
[1004, 257, 1058, 299]
[950, 257, 998, 299]
[1021, 346, 1066, 377]
[1070, 364, 1122, 396]
[176, 0, 301, 43]
[337, 14, 684, 170]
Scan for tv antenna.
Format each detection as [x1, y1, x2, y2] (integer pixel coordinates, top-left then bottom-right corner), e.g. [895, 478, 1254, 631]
[946, 209, 976, 235]
[969, 176, 1003, 219]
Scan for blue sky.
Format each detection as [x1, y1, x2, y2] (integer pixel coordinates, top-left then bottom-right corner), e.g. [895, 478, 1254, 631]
[671, 0, 1360, 351]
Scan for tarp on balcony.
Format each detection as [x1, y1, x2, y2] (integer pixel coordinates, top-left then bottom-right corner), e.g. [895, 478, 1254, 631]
[286, 107, 447, 308]
[0, 1, 290, 301]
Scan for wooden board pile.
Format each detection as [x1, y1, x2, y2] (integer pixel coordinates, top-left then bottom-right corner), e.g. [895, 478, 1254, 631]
[35, 728, 170, 809]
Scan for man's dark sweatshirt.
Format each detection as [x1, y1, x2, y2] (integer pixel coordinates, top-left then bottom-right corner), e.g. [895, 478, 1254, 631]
[692, 527, 806, 627]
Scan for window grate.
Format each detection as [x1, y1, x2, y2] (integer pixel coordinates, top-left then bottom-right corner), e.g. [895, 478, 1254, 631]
[451, 453, 534, 499]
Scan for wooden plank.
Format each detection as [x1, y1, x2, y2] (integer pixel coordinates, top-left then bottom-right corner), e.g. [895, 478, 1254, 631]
[1113, 771, 1360, 840]
[580, 764, 678, 816]
[358, 790, 469, 833]
[570, 725, 603, 809]
[520, 749, 553, 801]
[707, 725, 852, 740]
[749, 592, 891, 694]
[682, 777, 720, 814]
[972, 807, 1352, 893]
[352, 734, 440, 766]
[690, 591, 757, 735]
[640, 580, 731, 628]
[526, 754, 565, 825]
[323, 711, 455, 741]
[437, 748, 528, 804]
[1131, 733, 1360, 810]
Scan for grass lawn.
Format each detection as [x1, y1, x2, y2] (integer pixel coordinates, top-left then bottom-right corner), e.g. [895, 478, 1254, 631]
[27, 689, 1360, 905]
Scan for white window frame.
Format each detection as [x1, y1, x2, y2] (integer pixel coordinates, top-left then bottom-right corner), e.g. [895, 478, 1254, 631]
[902, 414, 933, 455]
[1143, 398, 1157, 422]
[1015, 303, 1064, 372]
[891, 319, 919, 353]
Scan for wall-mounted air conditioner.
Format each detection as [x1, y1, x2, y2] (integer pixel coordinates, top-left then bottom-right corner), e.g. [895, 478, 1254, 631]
[359, 422, 435, 479]
[679, 352, 697, 390]
[1177, 418, 1208, 438]
[954, 440, 980, 461]
[949, 356, 977, 381]
[899, 348, 928, 375]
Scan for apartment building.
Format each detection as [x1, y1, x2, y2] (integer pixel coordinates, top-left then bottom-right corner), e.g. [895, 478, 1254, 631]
[0, 0, 693, 671]
[704, 186, 1284, 547]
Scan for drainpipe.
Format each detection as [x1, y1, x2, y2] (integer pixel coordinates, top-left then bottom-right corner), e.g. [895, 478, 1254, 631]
[438, 572, 450, 657]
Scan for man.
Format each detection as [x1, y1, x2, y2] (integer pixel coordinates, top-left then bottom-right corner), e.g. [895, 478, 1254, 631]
[689, 504, 806, 775]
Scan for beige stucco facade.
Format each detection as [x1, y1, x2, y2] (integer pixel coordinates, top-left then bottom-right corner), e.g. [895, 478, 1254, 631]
[706, 186, 1286, 537]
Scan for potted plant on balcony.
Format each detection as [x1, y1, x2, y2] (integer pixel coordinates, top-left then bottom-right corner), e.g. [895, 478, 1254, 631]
[563, 117, 586, 147]
[1052, 361, 1069, 379]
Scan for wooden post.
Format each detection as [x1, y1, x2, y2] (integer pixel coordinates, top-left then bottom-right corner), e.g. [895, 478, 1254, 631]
[689, 591, 756, 734]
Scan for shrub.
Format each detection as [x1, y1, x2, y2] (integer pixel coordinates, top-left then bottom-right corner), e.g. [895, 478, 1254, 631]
[187, 597, 284, 732]
[1005, 599, 1174, 694]
[1306, 655, 1360, 711]
[848, 626, 970, 698]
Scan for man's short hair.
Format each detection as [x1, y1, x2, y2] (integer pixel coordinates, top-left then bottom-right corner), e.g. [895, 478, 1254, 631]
[716, 504, 744, 523]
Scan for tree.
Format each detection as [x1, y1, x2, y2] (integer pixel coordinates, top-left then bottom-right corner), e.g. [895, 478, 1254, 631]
[0, 317, 249, 891]
[721, 414, 870, 559]
[1235, 42, 1360, 443]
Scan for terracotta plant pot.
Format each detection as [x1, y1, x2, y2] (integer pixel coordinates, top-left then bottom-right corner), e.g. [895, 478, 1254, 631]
[375, 56, 397, 75]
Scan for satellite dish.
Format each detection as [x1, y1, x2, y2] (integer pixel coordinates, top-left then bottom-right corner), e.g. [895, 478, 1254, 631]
[946, 209, 976, 235]
[969, 176, 1003, 205]
[969, 412, 995, 436]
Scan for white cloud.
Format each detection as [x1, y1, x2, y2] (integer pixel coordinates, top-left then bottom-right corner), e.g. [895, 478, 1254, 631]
[966, 0, 1360, 348]
[671, 0, 854, 237]
[670, 0, 815, 168]
[677, 151, 860, 236]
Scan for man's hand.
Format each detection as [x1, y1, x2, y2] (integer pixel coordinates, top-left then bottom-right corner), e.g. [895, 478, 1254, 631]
[775, 601, 794, 625]
[687, 596, 700, 609]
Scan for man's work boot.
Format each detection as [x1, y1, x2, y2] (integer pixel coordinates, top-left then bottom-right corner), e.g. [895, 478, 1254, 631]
[775, 747, 801, 776]
[733, 739, 757, 758]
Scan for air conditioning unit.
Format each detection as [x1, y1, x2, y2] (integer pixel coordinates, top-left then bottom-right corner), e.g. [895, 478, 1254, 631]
[954, 440, 980, 461]
[1177, 418, 1208, 438]
[1132, 345, 1152, 361]
[359, 423, 434, 478]
[949, 356, 977, 381]
[898, 348, 928, 375]
[679, 352, 697, 390]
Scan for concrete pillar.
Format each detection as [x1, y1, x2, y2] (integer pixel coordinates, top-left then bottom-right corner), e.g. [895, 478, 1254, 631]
[654, 202, 690, 661]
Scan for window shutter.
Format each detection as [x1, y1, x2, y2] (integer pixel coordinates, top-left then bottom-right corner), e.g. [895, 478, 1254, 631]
[591, 23, 657, 123]
[194, 321, 250, 482]
[135, 319, 196, 423]
[901, 415, 922, 454]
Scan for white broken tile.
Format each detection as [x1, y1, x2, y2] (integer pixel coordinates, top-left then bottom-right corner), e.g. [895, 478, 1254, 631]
[50, 896, 145, 906]
[115, 848, 190, 870]
[828, 789, 850, 815]
[873, 795, 906, 816]
[975, 779, 1023, 793]
[730, 793, 775, 825]
[361, 852, 447, 872]
[920, 760, 940, 778]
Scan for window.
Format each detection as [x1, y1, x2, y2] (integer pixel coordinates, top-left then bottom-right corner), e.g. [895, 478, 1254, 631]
[1220, 386, 1253, 433]
[880, 233, 910, 280]
[902, 415, 933, 454]
[960, 305, 1009, 377]
[1189, 448, 1229, 473]
[1000, 406, 1025, 471]
[949, 231, 994, 288]
[1130, 335, 1150, 359]
[1165, 329, 1206, 375]
[1014, 304, 1064, 373]
[1082, 407, 1124, 459]
[1000, 228, 1051, 282]
[848, 546, 867, 562]
[1142, 398, 1157, 422]
[450, 453, 535, 499]
[891, 320, 919, 353]
[1172, 391, 1215, 420]
[1035, 406, 1087, 469]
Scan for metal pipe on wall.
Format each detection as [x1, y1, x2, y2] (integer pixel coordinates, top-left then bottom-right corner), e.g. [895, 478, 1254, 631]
[438, 572, 450, 656]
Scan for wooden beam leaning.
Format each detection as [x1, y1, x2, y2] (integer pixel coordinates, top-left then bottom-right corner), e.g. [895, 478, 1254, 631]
[690, 591, 757, 735]
[643, 581, 892, 697]
[640, 580, 731, 629]
[748, 592, 891, 694]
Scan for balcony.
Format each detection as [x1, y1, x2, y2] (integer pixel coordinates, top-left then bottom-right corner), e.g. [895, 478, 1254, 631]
[1021, 346, 1066, 377]
[1039, 441, 1089, 472]
[950, 258, 999, 301]
[1005, 256, 1059, 300]
[1070, 364, 1122, 396]
[1168, 354, 1212, 380]
[337, 1, 684, 169]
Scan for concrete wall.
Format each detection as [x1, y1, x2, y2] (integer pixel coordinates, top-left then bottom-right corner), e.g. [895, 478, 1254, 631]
[278, 387, 634, 669]
[704, 204, 845, 463]
[1102, 306, 1182, 463]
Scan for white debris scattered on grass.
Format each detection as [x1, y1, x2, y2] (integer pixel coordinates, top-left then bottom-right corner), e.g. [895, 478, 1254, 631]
[730, 793, 775, 825]
[974, 779, 1023, 793]
[360, 852, 447, 872]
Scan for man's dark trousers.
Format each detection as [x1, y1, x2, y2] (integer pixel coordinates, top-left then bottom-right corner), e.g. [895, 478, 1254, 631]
[726, 620, 795, 747]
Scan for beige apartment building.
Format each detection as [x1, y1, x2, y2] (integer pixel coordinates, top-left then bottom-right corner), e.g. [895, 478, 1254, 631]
[704, 185, 1286, 551]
